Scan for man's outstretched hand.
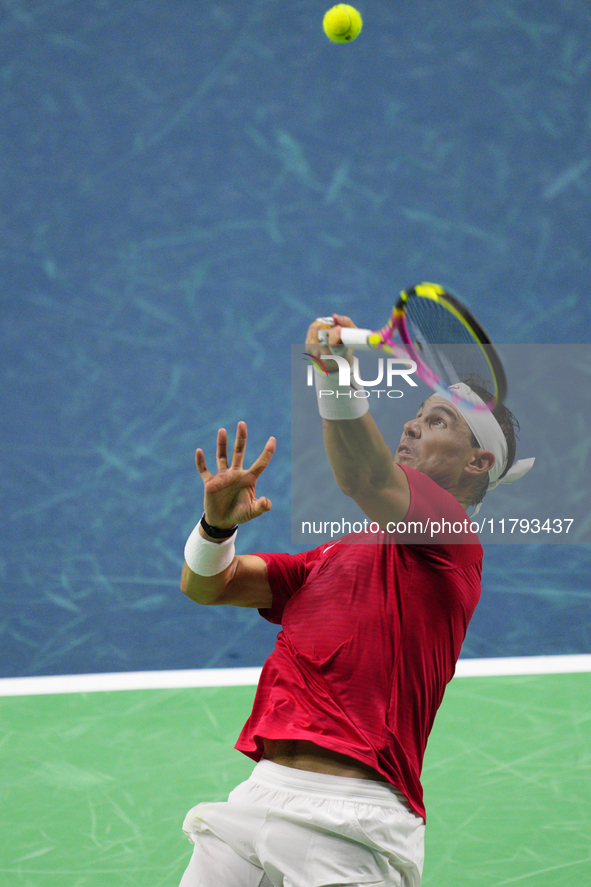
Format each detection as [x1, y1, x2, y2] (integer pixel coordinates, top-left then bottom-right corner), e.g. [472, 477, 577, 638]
[196, 421, 276, 530]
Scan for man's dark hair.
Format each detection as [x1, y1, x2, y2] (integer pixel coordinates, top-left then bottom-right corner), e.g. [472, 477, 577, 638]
[462, 375, 520, 509]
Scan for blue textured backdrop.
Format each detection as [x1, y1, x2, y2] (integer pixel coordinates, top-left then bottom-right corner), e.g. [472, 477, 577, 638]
[1, 0, 590, 677]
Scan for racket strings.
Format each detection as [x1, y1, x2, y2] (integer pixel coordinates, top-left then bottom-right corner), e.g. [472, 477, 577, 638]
[403, 298, 496, 394]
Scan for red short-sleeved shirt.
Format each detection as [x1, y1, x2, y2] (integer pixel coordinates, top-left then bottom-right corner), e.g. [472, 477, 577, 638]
[235, 465, 483, 821]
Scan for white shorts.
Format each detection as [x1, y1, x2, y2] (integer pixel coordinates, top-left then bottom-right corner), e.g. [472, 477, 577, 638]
[179, 760, 425, 887]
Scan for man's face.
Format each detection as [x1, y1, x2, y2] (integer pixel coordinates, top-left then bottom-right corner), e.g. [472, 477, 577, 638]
[394, 395, 479, 491]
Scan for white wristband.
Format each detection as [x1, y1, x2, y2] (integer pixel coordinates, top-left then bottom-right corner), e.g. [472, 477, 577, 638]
[184, 524, 237, 576]
[315, 369, 369, 420]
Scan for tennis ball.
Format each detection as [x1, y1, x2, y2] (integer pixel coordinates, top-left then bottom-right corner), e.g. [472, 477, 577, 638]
[323, 5, 363, 43]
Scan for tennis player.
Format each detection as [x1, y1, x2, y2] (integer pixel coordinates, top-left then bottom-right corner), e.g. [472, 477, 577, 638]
[178, 316, 533, 887]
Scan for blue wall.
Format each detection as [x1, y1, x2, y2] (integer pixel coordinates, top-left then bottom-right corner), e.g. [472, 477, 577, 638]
[1, 0, 590, 677]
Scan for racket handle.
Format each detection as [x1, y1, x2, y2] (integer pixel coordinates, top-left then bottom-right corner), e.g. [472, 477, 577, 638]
[339, 327, 373, 350]
[316, 323, 372, 351]
[317, 323, 410, 361]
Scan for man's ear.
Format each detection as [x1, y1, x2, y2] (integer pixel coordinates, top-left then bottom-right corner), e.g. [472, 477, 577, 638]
[464, 449, 495, 477]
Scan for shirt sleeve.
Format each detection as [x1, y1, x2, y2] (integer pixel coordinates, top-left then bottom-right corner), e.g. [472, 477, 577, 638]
[398, 464, 483, 566]
[254, 547, 324, 624]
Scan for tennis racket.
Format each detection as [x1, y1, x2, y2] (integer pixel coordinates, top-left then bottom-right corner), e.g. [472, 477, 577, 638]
[318, 282, 507, 409]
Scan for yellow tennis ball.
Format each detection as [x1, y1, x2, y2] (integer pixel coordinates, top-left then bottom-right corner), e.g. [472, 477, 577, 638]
[323, 5, 363, 43]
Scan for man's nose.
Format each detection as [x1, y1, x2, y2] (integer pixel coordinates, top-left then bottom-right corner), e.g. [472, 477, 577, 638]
[404, 419, 421, 438]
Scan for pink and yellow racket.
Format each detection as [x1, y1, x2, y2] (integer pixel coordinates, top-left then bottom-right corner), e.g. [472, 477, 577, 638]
[319, 282, 507, 409]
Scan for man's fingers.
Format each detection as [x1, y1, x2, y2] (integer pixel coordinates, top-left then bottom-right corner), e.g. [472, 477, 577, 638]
[248, 436, 276, 478]
[332, 314, 356, 328]
[216, 428, 228, 470]
[253, 496, 272, 516]
[195, 448, 212, 483]
[328, 325, 344, 347]
[306, 316, 356, 359]
[306, 319, 334, 346]
[230, 421, 248, 469]
[305, 321, 319, 345]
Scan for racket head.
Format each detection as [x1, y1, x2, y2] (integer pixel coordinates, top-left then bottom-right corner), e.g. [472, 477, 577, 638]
[395, 282, 507, 409]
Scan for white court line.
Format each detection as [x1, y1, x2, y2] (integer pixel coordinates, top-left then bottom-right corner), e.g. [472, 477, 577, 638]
[454, 654, 591, 678]
[0, 656, 590, 698]
[0, 668, 263, 697]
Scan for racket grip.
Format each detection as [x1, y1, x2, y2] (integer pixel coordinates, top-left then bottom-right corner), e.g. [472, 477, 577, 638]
[339, 327, 373, 350]
[317, 324, 372, 351]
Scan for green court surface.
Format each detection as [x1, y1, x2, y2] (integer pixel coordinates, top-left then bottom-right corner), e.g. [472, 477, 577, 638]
[1, 673, 589, 887]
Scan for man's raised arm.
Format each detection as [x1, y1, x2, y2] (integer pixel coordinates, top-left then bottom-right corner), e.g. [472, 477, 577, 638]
[180, 422, 274, 609]
[305, 316, 411, 527]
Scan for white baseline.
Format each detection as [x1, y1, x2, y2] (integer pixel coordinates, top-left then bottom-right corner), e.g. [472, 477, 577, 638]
[0, 656, 590, 697]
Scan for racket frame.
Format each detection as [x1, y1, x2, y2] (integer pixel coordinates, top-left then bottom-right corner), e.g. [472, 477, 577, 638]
[395, 284, 506, 407]
[319, 282, 507, 410]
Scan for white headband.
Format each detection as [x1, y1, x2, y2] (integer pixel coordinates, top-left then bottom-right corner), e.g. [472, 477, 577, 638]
[448, 383, 535, 515]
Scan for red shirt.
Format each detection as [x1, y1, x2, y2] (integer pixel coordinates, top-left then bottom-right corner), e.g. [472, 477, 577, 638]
[235, 466, 483, 821]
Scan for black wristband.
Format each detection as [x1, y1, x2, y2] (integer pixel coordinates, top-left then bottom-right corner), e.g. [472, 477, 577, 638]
[200, 513, 238, 539]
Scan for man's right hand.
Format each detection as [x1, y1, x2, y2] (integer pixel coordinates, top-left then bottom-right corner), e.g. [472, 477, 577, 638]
[305, 313, 357, 364]
[196, 421, 276, 535]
